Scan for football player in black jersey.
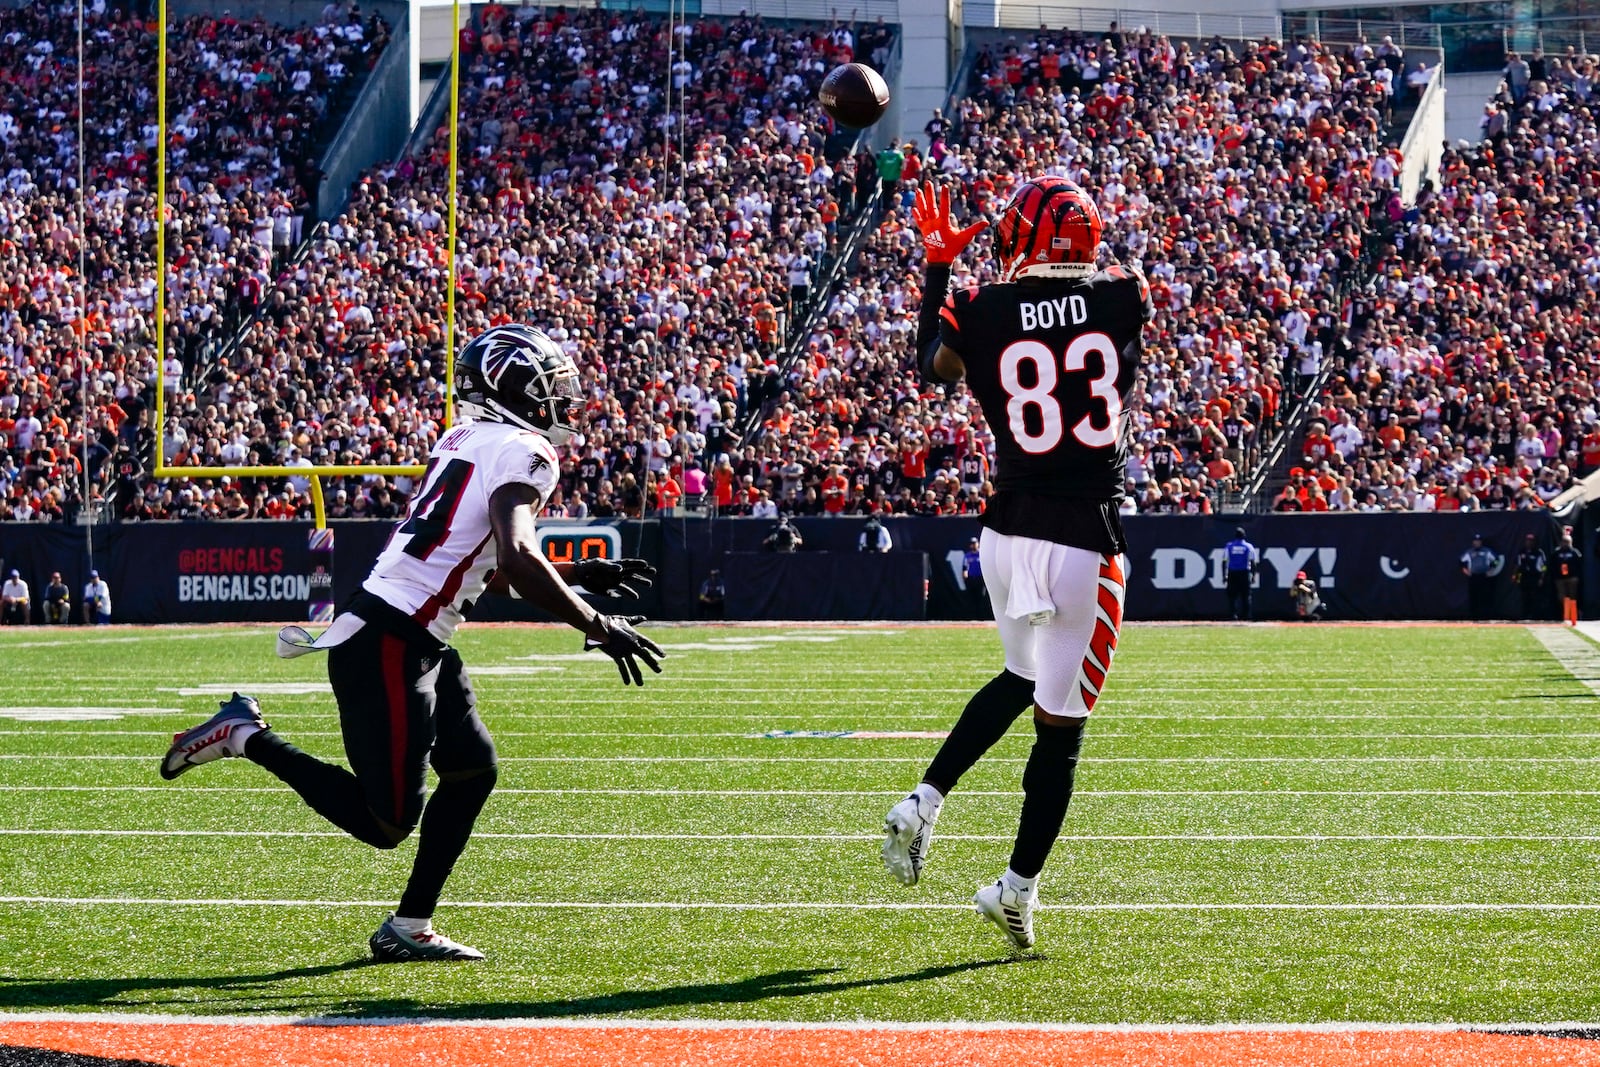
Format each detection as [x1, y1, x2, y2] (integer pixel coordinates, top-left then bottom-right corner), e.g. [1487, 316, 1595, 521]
[882, 179, 1151, 949]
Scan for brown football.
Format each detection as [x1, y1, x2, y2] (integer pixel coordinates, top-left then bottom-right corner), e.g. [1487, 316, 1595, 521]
[819, 63, 890, 129]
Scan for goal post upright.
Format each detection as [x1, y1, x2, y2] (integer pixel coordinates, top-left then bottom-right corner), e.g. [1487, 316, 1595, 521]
[445, 0, 461, 431]
[150, 0, 466, 492]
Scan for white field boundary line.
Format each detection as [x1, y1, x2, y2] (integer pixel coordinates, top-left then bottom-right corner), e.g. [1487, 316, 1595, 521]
[1534, 625, 1600, 687]
[5, 896, 1600, 913]
[0, 631, 269, 650]
[16, 755, 1600, 764]
[11, 786, 1600, 798]
[4, 829, 1599, 844]
[0, 1014, 1596, 1034]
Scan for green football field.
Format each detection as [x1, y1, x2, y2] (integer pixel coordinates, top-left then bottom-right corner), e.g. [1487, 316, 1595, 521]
[2, 621, 1599, 1024]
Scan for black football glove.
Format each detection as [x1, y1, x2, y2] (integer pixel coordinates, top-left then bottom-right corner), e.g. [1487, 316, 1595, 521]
[572, 557, 657, 599]
[584, 614, 666, 685]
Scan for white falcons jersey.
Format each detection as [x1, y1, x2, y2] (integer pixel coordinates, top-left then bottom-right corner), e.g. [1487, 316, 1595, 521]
[365, 419, 559, 641]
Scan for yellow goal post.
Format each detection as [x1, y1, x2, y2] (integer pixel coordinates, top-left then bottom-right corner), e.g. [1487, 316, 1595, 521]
[151, 0, 465, 528]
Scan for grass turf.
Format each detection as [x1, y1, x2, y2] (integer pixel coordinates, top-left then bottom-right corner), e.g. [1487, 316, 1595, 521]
[0, 621, 1596, 1022]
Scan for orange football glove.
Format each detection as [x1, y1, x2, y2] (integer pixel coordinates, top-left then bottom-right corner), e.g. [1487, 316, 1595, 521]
[913, 182, 988, 266]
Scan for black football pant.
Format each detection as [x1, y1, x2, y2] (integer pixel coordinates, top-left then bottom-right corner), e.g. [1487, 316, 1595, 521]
[1226, 572, 1252, 620]
[245, 593, 498, 919]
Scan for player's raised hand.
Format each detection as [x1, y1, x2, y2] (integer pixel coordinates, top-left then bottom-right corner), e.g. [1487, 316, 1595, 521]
[913, 182, 988, 265]
[572, 557, 657, 599]
[584, 614, 666, 685]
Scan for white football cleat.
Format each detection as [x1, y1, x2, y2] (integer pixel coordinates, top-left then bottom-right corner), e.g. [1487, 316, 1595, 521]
[974, 879, 1036, 950]
[159, 693, 267, 781]
[882, 792, 940, 886]
[369, 914, 485, 962]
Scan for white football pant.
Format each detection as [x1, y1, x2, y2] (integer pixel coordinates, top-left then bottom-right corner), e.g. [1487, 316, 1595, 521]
[979, 527, 1127, 717]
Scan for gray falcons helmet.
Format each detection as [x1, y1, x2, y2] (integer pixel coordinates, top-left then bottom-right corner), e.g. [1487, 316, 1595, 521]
[455, 324, 581, 445]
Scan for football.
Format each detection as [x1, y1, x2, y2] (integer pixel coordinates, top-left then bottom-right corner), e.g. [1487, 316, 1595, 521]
[819, 62, 890, 128]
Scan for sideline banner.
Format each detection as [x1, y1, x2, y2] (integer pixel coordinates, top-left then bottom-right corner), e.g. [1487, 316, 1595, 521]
[0, 513, 1566, 624]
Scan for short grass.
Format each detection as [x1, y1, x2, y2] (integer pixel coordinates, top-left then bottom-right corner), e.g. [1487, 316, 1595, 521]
[0, 621, 1597, 1022]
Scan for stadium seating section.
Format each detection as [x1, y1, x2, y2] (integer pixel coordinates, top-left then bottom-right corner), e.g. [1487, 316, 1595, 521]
[0, 5, 1581, 522]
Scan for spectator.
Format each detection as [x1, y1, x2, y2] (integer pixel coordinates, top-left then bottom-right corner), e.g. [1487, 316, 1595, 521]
[1461, 533, 1505, 621]
[42, 572, 70, 625]
[1, 569, 29, 625]
[83, 570, 112, 625]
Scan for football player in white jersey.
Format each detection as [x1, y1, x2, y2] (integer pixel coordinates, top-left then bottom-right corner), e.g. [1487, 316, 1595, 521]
[160, 325, 663, 961]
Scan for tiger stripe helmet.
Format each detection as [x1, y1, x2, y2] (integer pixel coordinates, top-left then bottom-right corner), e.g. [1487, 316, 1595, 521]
[995, 177, 1103, 282]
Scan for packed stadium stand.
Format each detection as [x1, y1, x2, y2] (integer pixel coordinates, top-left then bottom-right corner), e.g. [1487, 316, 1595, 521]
[0, 0, 1582, 525]
[0, 0, 391, 522]
[1282, 60, 1599, 513]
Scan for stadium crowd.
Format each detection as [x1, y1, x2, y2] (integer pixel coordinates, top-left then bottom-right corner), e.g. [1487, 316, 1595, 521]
[1278, 50, 1600, 513]
[720, 27, 1400, 517]
[0, 0, 391, 522]
[4, 2, 1586, 524]
[147, 6, 891, 522]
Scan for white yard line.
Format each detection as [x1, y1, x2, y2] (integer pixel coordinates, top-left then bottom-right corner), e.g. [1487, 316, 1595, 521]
[0, 1013, 1594, 1033]
[0, 631, 267, 649]
[13, 754, 1600, 764]
[3, 896, 1599, 913]
[7, 785, 1600, 798]
[2, 829, 1596, 843]
[9, 730, 1600, 740]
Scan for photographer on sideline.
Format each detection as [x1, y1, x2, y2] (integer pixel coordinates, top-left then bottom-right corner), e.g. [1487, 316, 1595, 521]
[860, 516, 893, 553]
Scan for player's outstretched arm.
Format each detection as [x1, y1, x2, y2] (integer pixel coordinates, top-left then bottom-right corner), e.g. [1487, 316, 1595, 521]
[912, 181, 982, 385]
[488, 484, 665, 684]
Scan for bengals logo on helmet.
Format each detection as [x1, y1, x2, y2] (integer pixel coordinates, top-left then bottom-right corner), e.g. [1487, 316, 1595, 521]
[995, 177, 1103, 282]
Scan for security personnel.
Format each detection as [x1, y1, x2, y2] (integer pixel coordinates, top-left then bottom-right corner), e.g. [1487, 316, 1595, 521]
[1461, 533, 1505, 620]
[1512, 532, 1547, 620]
[1223, 526, 1259, 620]
[1554, 528, 1583, 625]
[962, 536, 985, 602]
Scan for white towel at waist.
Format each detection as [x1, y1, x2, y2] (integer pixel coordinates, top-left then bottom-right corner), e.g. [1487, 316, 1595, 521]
[1004, 537, 1057, 623]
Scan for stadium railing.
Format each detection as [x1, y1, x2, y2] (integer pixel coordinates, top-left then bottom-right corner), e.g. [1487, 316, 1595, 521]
[735, 182, 885, 446]
[316, 6, 414, 220]
[960, 3, 1281, 40]
[398, 53, 456, 162]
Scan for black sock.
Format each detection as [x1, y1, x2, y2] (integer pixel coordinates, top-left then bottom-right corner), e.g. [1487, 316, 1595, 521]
[923, 670, 1035, 794]
[396, 767, 498, 919]
[1008, 716, 1088, 879]
[244, 729, 397, 849]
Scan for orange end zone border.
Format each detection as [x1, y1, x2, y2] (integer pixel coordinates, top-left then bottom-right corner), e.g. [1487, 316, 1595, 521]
[3, 1020, 1599, 1067]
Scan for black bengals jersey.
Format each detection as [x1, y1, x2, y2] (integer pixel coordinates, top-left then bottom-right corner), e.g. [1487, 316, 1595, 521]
[940, 265, 1153, 553]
